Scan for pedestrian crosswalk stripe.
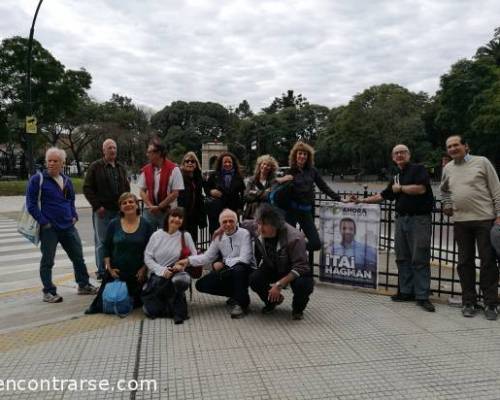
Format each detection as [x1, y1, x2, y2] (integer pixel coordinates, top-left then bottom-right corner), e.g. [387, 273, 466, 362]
[0, 253, 95, 276]
[0, 245, 95, 264]
[0, 241, 89, 253]
[0, 233, 26, 239]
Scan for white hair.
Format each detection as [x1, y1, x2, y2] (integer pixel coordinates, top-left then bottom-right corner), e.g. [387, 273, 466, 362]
[102, 138, 116, 150]
[45, 147, 66, 163]
[218, 208, 238, 224]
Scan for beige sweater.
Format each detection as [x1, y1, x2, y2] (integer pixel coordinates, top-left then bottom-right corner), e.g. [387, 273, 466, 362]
[440, 155, 500, 222]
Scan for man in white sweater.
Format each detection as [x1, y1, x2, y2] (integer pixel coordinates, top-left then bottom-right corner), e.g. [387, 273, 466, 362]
[178, 208, 254, 318]
[441, 135, 500, 320]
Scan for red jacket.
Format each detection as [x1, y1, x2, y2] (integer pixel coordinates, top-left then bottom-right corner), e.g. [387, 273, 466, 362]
[141, 159, 177, 205]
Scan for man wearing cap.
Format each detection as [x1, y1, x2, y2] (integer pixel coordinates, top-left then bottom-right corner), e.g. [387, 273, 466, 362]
[441, 135, 500, 320]
[354, 144, 435, 312]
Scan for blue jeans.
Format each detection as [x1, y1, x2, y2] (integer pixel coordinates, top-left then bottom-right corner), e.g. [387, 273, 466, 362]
[142, 209, 165, 231]
[92, 209, 118, 275]
[394, 215, 432, 300]
[40, 225, 90, 294]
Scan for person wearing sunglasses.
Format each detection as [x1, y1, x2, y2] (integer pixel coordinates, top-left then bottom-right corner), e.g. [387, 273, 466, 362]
[177, 152, 207, 243]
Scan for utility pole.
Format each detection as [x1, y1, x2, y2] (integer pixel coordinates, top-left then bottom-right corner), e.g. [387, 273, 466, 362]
[25, 0, 44, 177]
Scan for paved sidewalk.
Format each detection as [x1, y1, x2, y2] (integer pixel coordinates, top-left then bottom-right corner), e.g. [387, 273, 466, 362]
[1, 282, 500, 399]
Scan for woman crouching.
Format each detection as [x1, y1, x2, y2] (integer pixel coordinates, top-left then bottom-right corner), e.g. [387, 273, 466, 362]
[85, 192, 153, 315]
[143, 207, 197, 324]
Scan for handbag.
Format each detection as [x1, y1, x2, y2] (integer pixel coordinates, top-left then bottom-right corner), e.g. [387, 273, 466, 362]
[17, 172, 43, 245]
[181, 232, 203, 279]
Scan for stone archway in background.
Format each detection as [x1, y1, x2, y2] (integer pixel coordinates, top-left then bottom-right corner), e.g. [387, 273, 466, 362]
[201, 142, 228, 171]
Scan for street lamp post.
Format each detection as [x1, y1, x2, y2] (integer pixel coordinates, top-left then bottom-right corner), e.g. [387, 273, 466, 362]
[25, 0, 44, 177]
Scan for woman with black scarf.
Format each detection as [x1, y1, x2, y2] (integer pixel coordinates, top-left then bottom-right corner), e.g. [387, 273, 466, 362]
[204, 151, 245, 234]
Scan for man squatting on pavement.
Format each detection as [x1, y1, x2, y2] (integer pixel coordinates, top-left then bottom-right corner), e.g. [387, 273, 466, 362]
[242, 203, 315, 320]
[176, 208, 254, 319]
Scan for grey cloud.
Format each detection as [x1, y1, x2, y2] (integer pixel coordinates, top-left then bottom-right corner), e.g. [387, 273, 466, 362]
[1, 0, 499, 112]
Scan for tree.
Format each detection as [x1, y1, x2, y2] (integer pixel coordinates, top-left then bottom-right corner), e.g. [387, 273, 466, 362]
[319, 84, 429, 173]
[0, 36, 91, 174]
[475, 27, 500, 66]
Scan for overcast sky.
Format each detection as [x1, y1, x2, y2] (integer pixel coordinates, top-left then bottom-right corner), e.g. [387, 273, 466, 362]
[1, 0, 499, 113]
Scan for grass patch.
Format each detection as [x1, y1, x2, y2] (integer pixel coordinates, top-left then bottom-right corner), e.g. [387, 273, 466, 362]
[0, 178, 84, 196]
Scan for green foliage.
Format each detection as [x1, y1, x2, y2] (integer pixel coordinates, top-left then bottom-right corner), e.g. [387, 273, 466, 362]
[316, 84, 429, 173]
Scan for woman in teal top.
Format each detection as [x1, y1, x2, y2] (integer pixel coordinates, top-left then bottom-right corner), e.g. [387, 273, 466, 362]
[85, 192, 153, 314]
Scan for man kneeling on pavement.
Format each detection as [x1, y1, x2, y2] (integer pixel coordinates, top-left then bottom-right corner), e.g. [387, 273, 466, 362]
[177, 208, 254, 319]
[242, 203, 314, 320]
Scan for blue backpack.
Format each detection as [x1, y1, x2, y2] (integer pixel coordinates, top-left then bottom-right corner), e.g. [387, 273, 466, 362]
[267, 182, 292, 211]
[102, 280, 133, 317]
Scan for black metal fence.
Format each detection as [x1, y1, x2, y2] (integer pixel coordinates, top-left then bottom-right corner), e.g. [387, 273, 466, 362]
[312, 190, 470, 298]
[174, 190, 495, 300]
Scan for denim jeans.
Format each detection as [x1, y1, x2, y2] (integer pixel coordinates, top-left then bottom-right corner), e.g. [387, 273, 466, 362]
[92, 209, 118, 275]
[195, 262, 251, 308]
[285, 209, 321, 251]
[394, 214, 431, 300]
[39, 225, 90, 294]
[142, 209, 165, 231]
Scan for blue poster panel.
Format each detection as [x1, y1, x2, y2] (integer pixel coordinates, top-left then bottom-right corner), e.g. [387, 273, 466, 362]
[319, 202, 381, 289]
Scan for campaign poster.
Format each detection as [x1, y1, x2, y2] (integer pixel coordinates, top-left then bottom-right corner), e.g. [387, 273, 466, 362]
[319, 202, 380, 288]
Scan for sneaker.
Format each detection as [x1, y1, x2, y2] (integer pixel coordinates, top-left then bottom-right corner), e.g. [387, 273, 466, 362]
[292, 311, 304, 320]
[43, 292, 63, 303]
[230, 304, 246, 319]
[391, 293, 415, 302]
[462, 303, 477, 318]
[78, 283, 98, 295]
[417, 299, 436, 312]
[484, 305, 498, 321]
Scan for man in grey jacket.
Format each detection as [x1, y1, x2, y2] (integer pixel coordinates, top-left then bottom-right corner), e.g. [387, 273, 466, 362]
[244, 204, 314, 320]
[178, 208, 254, 319]
[441, 135, 500, 320]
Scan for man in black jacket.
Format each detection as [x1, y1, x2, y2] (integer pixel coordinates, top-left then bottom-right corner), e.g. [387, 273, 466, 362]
[244, 204, 314, 320]
[83, 139, 130, 279]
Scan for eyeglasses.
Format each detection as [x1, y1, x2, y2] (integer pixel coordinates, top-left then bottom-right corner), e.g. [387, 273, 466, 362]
[184, 159, 196, 164]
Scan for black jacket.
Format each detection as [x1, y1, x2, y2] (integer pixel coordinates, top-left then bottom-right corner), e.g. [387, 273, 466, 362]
[205, 171, 245, 212]
[290, 166, 340, 205]
[178, 170, 207, 228]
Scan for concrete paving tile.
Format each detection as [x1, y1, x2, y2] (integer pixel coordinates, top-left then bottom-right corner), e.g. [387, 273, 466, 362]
[259, 366, 338, 400]
[392, 333, 463, 357]
[199, 371, 270, 400]
[345, 334, 411, 362]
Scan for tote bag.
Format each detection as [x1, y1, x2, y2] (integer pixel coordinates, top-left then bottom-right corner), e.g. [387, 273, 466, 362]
[17, 172, 43, 245]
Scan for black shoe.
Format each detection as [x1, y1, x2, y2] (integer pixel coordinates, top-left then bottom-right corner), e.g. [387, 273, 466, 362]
[484, 305, 498, 321]
[462, 303, 477, 318]
[391, 293, 415, 302]
[417, 299, 435, 312]
[262, 303, 277, 315]
[292, 311, 304, 320]
[226, 298, 237, 307]
[174, 315, 184, 325]
[84, 307, 99, 315]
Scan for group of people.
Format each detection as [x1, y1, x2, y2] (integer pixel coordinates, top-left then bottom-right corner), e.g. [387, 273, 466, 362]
[26, 138, 338, 322]
[25, 133, 500, 322]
